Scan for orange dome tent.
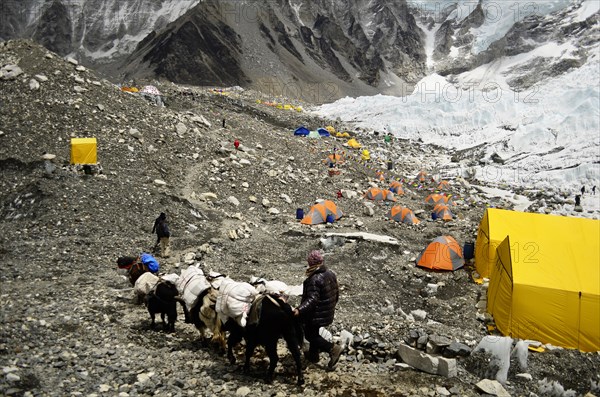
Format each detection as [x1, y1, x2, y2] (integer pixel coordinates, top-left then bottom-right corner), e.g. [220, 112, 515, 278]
[425, 193, 445, 205]
[416, 236, 464, 271]
[300, 200, 343, 225]
[437, 180, 450, 190]
[324, 153, 344, 166]
[365, 187, 396, 201]
[433, 204, 454, 221]
[389, 181, 404, 195]
[387, 206, 420, 225]
[416, 170, 428, 182]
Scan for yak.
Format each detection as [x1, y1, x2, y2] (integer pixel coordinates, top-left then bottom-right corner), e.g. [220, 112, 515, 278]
[145, 280, 179, 332]
[225, 293, 304, 385]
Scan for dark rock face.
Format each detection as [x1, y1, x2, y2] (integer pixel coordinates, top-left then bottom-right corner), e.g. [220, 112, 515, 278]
[1, 0, 201, 73]
[32, 1, 73, 56]
[433, 20, 454, 61]
[121, 0, 426, 95]
[130, 6, 248, 87]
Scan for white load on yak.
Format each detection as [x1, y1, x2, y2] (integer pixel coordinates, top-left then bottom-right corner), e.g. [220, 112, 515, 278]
[216, 278, 259, 327]
[133, 272, 179, 305]
[133, 272, 160, 304]
[249, 276, 303, 297]
[176, 265, 210, 311]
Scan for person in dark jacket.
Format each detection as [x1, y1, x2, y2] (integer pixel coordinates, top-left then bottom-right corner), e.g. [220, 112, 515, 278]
[152, 212, 171, 257]
[293, 250, 343, 369]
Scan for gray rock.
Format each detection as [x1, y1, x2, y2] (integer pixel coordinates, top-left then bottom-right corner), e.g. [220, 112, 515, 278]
[29, 79, 40, 90]
[443, 341, 471, 358]
[176, 122, 187, 134]
[228, 196, 240, 206]
[426, 335, 452, 355]
[475, 379, 510, 397]
[1, 64, 23, 80]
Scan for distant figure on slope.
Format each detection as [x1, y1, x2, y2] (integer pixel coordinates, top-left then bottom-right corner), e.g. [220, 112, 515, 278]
[592, 185, 596, 195]
[581, 186, 585, 196]
[152, 212, 171, 258]
[234, 139, 240, 150]
[574, 195, 583, 212]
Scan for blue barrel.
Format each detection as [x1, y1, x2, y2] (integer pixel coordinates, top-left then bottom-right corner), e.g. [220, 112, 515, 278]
[326, 214, 335, 224]
[431, 212, 438, 220]
[463, 242, 475, 260]
[296, 208, 304, 220]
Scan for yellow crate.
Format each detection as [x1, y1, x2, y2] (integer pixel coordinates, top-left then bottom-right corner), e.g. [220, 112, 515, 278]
[70, 137, 97, 164]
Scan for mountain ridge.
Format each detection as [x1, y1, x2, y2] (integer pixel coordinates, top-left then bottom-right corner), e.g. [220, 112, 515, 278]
[1, 0, 598, 101]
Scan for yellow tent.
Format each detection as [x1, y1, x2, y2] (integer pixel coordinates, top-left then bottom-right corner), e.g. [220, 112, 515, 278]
[475, 208, 600, 278]
[70, 137, 97, 164]
[361, 149, 370, 161]
[347, 138, 361, 149]
[488, 232, 600, 351]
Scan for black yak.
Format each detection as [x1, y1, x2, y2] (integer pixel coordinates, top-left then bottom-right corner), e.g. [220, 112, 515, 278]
[145, 280, 179, 332]
[225, 294, 304, 385]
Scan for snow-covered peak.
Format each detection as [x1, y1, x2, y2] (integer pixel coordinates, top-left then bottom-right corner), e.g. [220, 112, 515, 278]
[410, 0, 571, 36]
[1, 0, 201, 63]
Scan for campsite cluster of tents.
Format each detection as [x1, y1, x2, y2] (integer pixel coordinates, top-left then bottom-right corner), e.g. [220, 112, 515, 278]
[294, 125, 350, 139]
[296, 149, 465, 272]
[120, 85, 165, 107]
[297, 133, 599, 353]
[257, 100, 303, 112]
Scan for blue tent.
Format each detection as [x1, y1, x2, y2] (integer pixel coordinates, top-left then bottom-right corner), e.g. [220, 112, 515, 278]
[317, 128, 331, 137]
[294, 126, 310, 136]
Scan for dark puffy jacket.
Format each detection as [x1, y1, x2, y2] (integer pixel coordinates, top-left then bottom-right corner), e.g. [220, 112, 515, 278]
[153, 219, 170, 238]
[297, 266, 339, 327]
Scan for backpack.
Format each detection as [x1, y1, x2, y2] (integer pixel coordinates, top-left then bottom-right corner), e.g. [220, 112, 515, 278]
[140, 253, 160, 273]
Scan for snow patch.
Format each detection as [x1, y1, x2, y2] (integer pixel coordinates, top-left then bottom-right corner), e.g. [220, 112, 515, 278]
[573, 0, 600, 22]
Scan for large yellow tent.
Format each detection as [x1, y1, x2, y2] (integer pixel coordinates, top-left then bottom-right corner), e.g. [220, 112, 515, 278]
[477, 208, 600, 351]
[476, 208, 529, 277]
[489, 234, 600, 352]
